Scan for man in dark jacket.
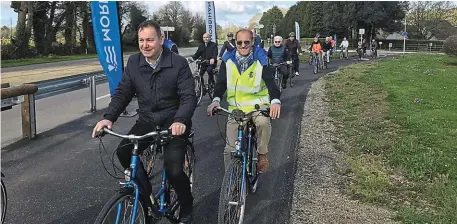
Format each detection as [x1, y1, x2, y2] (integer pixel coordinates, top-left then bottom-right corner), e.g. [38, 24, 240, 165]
[284, 32, 302, 76]
[92, 20, 196, 224]
[191, 32, 218, 88]
[217, 32, 236, 60]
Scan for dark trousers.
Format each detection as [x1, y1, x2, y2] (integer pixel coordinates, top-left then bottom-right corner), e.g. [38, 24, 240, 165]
[277, 65, 289, 84]
[199, 64, 215, 86]
[290, 55, 300, 73]
[116, 121, 193, 214]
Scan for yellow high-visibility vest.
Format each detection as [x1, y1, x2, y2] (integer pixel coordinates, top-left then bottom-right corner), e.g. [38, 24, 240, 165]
[226, 59, 270, 113]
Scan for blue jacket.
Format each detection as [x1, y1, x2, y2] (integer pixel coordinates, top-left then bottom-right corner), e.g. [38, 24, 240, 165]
[163, 39, 178, 54]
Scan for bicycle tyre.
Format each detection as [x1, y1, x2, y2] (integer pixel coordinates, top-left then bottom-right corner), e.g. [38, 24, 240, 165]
[218, 159, 246, 224]
[194, 76, 203, 106]
[94, 190, 151, 224]
[1, 179, 6, 224]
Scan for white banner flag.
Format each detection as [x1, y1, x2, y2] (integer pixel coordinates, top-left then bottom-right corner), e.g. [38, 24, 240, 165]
[205, 1, 217, 44]
[295, 22, 300, 42]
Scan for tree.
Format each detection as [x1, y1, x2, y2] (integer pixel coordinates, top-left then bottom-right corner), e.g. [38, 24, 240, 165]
[1, 26, 11, 39]
[259, 6, 284, 38]
[13, 1, 34, 58]
[409, 1, 454, 40]
[192, 13, 205, 42]
[155, 2, 193, 45]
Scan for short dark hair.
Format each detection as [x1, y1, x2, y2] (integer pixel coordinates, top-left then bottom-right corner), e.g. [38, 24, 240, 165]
[137, 20, 162, 38]
[236, 29, 253, 40]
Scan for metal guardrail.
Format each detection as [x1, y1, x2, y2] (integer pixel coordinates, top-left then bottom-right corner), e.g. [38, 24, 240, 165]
[1, 53, 195, 111]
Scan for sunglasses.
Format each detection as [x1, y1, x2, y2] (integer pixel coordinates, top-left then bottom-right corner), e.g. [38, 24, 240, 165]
[274, 41, 281, 43]
[236, 40, 251, 46]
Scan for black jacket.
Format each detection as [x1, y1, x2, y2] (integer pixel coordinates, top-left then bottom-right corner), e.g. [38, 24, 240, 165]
[284, 39, 302, 56]
[218, 39, 236, 57]
[322, 41, 332, 51]
[192, 41, 218, 62]
[103, 48, 197, 128]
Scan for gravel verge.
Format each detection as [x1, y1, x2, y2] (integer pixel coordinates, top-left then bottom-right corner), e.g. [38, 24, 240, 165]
[289, 73, 398, 224]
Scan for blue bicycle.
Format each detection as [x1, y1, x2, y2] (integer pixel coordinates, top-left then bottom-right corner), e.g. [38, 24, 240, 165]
[94, 127, 195, 224]
[213, 105, 270, 224]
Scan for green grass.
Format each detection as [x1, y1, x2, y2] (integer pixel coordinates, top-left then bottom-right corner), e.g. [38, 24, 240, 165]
[325, 54, 457, 223]
[1, 51, 138, 68]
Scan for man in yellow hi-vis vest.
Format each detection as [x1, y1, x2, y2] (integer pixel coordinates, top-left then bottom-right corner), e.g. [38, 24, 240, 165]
[207, 29, 281, 173]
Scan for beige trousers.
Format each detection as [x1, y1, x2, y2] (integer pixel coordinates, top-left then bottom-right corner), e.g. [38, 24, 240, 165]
[224, 111, 271, 169]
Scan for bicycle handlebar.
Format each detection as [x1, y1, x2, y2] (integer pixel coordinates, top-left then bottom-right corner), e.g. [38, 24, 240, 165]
[271, 61, 292, 67]
[213, 104, 270, 119]
[101, 127, 171, 141]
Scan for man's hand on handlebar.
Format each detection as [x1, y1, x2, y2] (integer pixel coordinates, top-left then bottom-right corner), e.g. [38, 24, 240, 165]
[92, 119, 113, 138]
[207, 101, 221, 116]
[270, 103, 281, 119]
[169, 122, 186, 136]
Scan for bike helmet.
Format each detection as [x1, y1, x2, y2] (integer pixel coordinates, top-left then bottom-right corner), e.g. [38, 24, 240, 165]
[289, 32, 296, 37]
[227, 32, 234, 37]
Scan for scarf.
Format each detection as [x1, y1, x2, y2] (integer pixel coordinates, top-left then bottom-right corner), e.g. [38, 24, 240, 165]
[235, 50, 253, 74]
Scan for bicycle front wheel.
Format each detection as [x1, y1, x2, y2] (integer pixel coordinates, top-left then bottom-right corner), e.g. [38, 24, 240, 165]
[1, 179, 6, 224]
[94, 190, 153, 224]
[218, 159, 246, 224]
[194, 76, 203, 106]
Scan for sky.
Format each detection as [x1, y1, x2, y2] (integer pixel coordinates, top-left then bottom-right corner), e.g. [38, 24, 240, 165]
[0, 0, 296, 28]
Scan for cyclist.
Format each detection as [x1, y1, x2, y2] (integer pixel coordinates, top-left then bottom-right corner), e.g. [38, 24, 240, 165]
[190, 32, 218, 91]
[92, 20, 196, 224]
[207, 28, 281, 173]
[371, 39, 378, 56]
[357, 40, 364, 60]
[217, 32, 236, 60]
[339, 37, 349, 59]
[311, 37, 323, 68]
[284, 32, 302, 76]
[322, 37, 333, 64]
[267, 36, 290, 89]
[163, 38, 179, 54]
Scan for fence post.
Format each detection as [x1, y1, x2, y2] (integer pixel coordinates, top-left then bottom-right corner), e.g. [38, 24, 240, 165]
[21, 93, 36, 139]
[90, 75, 97, 112]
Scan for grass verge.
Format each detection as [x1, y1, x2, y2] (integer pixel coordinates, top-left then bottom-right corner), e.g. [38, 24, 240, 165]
[1, 51, 138, 68]
[325, 54, 457, 223]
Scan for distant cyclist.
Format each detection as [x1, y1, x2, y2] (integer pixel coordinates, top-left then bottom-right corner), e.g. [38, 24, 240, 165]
[217, 32, 236, 60]
[161, 28, 179, 54]
[284, 32, 302, 76]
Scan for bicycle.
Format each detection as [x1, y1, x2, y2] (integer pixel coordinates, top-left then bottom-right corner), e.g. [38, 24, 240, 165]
[312, 52, 320, 74]
[213, 104, 270, 224]
[370, 47, 378, 59]
[339, 47, 348, 60]
[94, 127, 196, 224]
[322, 51, 329, 69]
[1, 172, 6, 224]
[189, 59, 217, 106]
[270, 61, 291, 93]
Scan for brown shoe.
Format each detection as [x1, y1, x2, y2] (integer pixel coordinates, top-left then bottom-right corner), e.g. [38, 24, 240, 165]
[257, 153, 269, 173]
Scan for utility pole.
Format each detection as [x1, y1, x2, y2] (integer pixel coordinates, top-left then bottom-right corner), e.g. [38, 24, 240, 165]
[403, 15, 406, 54]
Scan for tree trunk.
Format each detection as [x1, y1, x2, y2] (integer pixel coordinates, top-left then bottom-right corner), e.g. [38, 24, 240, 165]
[64, 2, 75, 53]
[81, 2, 89, 49]
[44, 1, 57, 55]
[32, 2, 48, 55]
[14, 2, 34, 59]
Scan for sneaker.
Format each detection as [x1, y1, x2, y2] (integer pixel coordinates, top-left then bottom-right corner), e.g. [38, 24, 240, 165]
[179, 210, 193, 224]
[295, 72, 299, 76]
[257, 153, 269, 173]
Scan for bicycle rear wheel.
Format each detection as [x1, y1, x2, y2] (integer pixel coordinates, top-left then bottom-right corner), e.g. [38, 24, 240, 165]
[94, 189, 153, 224]
[218, 159, 246, 224]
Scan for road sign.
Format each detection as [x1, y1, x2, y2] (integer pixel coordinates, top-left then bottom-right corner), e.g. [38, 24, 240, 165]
[254, 24, 264, 29]
[389, 43, 392, 48]
[162, 26, 175, 31]
[402, 31, 408, 37]
[379, 42, 382, 45]
[429, 43, 433, 46]
[359, 29, 365, 35]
